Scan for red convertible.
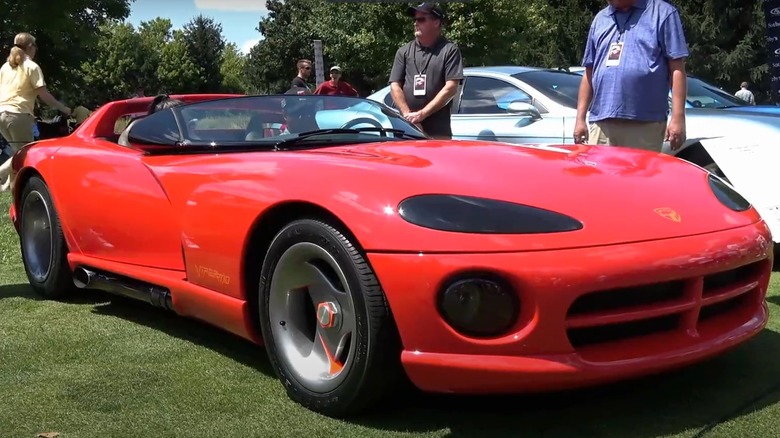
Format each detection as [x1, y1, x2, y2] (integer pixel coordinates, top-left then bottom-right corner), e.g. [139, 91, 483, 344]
[8, 93, 773, 417]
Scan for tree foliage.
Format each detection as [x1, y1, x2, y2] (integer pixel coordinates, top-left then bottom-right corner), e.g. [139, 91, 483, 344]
[182, 15, 226, 93]
[4, 0, 777, 108]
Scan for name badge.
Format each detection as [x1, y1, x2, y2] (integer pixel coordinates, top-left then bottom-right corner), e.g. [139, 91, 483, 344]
[605, 42, 624, 67]
[413, 74, 427, 96]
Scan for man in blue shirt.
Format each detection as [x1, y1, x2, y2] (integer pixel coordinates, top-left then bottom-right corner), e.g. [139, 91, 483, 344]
[574, 0, 689, 152]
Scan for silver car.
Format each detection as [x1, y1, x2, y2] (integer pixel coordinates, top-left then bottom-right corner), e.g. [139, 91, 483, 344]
[368, 66, 780, 178]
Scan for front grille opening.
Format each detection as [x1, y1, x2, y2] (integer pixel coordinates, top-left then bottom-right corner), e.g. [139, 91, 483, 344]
[567, 314, 681, 348]
[567, 281, 686, 316]
[699, 290, 754, 322]
[703, 261, 763, 295]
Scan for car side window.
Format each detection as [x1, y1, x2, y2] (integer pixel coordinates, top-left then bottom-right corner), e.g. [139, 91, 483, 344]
[459, 76, 532, 115]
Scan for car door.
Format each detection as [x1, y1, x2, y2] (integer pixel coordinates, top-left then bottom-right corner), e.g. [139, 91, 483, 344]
[51, 122, 185, 271]
[451, 75, 566, 144]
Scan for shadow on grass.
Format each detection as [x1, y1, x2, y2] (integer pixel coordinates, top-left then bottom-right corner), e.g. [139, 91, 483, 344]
[355, 330, 780, 438]
[0, 283, 274, 377]
[4, 283, 780, 437]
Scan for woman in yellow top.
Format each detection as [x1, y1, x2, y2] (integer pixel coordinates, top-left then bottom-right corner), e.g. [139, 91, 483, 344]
[0, 32, 71, 191]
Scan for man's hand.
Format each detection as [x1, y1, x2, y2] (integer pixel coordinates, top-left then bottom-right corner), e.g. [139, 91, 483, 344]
[573, 119, 589, 144]
[405, 110, 426, 124]
[666, 117, 686, 151]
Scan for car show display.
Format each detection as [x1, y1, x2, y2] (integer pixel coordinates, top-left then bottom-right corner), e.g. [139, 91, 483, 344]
[8, 93, 775, 417]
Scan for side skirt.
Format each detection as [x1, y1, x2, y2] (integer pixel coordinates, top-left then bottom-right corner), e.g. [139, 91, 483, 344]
[66, 253, 263, 345]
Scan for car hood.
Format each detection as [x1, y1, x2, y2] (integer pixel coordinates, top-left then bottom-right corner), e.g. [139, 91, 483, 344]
[292, 140, 761, 251]
[149, 140, 763, 252]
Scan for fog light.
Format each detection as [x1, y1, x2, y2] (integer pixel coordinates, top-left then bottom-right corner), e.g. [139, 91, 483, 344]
[438, 276, 518, 338]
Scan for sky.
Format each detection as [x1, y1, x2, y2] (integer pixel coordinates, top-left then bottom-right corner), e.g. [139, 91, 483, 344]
[126, 0, 268, 54]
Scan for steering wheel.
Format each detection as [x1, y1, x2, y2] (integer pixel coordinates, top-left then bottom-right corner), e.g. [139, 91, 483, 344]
[341, 117, 383, 130]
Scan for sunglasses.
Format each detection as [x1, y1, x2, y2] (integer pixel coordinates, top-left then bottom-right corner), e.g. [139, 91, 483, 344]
[413, 16, 429, 23]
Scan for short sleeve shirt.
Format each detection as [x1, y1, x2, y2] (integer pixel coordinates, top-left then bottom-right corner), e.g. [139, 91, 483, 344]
[291, 76, 310, 90]
[582, 0, 689, 123]
[0, 57, 46, 116]
[388, 37, 464, 130]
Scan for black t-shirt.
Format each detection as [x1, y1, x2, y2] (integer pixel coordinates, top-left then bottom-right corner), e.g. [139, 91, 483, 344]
[388, 37, 464, 138]
[291, 76, 310, 90]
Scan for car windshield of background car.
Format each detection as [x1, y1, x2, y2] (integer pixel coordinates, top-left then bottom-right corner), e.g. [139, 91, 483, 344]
[686, 77, 747, 109]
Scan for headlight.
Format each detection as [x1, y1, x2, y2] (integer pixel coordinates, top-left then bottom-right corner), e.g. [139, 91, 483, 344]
[397, 194, 583, 234]
[438, 274, 518, 338]
[708, 174, 750, 211]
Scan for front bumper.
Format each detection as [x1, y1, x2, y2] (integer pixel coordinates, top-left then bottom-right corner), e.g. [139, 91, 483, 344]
[367, 221, 773, 394]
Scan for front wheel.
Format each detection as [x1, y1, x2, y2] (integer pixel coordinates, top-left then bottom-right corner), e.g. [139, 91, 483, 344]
[18, 176, 75, 298]
[257, 219, 401, 417]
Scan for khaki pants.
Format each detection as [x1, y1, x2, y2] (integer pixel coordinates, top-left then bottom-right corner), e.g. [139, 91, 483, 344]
[588, 119, 666, 152]
[0, 111, 35, 192]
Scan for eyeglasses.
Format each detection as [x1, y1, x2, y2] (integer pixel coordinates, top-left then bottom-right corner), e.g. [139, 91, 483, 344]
[413, 16, 428, 23]
[304, 66, 311, 70]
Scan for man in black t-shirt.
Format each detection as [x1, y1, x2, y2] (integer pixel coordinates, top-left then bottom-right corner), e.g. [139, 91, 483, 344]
[291, 59, 313, 91]
[388, 2, 463, 139]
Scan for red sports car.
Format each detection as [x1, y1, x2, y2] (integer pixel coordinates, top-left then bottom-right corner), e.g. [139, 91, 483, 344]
[8, 93, 774, 417]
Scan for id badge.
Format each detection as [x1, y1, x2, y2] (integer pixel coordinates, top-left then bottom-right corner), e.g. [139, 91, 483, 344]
[413, 74, 427, 96]
[605, 42, 623, 66]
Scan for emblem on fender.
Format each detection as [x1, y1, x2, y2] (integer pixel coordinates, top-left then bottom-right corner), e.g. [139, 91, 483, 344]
[654, 207, 681, 222]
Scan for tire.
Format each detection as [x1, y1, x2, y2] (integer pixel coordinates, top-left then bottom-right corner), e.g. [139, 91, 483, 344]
[257, 219, 401, 417]
[18, 176, 75, 299]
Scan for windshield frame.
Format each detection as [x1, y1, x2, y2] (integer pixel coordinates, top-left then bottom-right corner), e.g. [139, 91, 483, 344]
[125, 94, 428, 152]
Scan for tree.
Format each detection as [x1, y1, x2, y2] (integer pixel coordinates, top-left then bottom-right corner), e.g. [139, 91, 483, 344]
[80, 22, 150, 105]
[220, 43, 249, 94]
[182, 15, 226, 93]
[137, 17, 174, 95]
[157, 30, 203, 94]
[245, 0, 322, 93]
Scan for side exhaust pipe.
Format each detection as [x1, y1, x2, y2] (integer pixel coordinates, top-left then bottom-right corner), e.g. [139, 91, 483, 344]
[73, 266, 173, 310]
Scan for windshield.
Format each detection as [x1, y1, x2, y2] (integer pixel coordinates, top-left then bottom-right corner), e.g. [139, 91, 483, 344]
[686, 77, 747, 108]
[126, 95, 427, 150]
[565, 68, 747, 109]
[511, 70, 583, 109]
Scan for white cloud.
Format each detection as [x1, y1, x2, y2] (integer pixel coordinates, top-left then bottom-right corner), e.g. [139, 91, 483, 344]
[194, 0, 270, 12]
[241, 38, 261, 54]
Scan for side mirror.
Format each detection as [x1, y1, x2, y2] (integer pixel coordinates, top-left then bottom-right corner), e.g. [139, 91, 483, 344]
[507, 101, 542, 120]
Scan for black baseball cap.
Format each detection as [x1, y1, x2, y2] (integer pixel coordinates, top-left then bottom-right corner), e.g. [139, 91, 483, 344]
[407, 2, 444, 20]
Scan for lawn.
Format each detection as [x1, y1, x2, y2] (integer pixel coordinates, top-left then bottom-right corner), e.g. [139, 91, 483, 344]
[2, 191, 780, 438]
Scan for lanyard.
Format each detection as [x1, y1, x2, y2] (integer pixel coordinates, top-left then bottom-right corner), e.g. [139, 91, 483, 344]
[612, 8, 635, 42]
[412, 45, 434, 75]
[413, 46, 434, 75]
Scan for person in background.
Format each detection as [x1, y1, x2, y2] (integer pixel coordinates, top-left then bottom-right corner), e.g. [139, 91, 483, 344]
[388, 2, 464, 139]
[574, 0, 688, 153]
[735, 82, 755, 105]
[291, 59, 313, 91]
[314, 66, 359, 96]
[0, 32, 71, 192]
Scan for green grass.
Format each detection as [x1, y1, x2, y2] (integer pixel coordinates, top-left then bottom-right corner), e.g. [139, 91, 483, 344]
[2, 191, 780, 438]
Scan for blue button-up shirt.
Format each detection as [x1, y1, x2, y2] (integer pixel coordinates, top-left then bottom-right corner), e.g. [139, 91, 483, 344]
[582, 0, 689, 123]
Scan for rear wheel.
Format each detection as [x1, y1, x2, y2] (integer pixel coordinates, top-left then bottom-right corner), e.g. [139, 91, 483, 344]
[19, 176, 74, 298]
[257, 219, 401, 417]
